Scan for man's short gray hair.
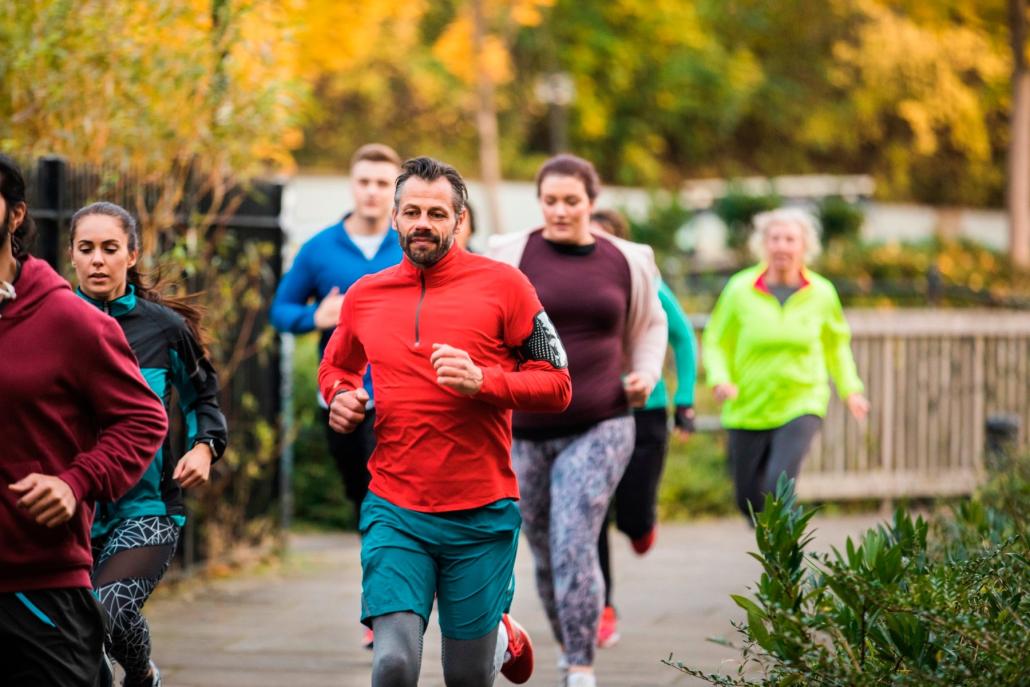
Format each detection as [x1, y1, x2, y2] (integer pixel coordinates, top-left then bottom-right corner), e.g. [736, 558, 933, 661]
[394, 156, 467, 215]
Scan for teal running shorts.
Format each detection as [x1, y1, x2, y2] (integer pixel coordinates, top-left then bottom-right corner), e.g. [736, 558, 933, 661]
[358, 491, 521, 640]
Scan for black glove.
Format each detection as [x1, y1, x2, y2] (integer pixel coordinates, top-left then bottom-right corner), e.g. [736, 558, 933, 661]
[674, 405, 695, 433]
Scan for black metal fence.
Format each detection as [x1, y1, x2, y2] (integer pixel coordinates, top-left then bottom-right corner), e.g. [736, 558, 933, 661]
[22, 155, 285, 572]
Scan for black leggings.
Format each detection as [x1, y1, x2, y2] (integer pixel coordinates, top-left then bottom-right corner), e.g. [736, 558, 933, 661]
[91, 516, 180, 685]
[727, 415, 822, 518]
[323, 407, 376, 520]
[599, 408, 669, 608]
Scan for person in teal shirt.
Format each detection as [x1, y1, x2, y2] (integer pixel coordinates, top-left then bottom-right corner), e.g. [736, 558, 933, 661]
[590, 209, 698, 649]
[703, 207, 869, 520]
[70, 202, 228, 687]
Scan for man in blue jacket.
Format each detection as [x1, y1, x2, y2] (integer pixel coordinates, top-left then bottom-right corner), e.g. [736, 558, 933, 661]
[271, 143, 403, 547]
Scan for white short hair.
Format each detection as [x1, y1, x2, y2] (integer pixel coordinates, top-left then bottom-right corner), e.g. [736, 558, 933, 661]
[748, 207, 822, 265]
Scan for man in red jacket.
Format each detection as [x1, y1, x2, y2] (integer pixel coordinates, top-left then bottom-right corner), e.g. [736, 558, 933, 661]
[319, 156, 572, 687]
[0, 155, 168, 687]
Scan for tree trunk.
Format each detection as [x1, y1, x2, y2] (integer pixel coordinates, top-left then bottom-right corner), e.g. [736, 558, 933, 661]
[471, 0, 505, 236]
[1009, 0, 1030, 268]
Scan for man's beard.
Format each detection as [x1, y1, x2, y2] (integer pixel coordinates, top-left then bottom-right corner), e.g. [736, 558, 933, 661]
[402, 229, 454, 267]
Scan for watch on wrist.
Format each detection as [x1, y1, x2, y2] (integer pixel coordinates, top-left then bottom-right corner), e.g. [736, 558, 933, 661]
[195, 438, 218, 458]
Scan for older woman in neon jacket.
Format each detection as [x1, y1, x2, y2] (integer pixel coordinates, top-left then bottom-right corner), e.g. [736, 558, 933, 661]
[703, 208, 869, 518]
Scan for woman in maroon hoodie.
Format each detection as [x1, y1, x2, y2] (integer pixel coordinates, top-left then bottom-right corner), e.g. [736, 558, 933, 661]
[0, 155, 168, 687]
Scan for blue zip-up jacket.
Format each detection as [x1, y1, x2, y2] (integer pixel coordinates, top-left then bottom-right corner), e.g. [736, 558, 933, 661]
[78, 287, 228, 538]
[270, 215, 403, 398]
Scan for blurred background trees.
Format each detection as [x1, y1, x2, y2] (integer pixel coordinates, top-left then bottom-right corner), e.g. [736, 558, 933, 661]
[285, 0, 1016, 208]
[0, 0, 1022, 213]
[3, 0, 1029, 332]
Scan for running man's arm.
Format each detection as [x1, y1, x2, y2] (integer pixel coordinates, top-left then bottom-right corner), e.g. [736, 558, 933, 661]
[59, 317, 168, 503]
[269, 246, 320, 334]
[317, 292, 369, 404]
[475, 271, 572, 412]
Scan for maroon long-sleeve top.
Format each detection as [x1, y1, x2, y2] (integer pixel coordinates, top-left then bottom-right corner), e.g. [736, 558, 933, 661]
[513, 231, 633, 438]
[0, 257, 168, 593]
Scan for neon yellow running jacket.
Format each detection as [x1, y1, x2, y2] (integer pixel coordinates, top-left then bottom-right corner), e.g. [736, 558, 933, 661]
[702, 264, 864, 430]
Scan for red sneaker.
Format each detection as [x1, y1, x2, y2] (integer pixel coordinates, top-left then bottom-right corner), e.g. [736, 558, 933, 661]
[361, 626, 374, 651]
[596, 605, 620, 648]
[500, 614, 534, 683]
[631, 527, 656, 555]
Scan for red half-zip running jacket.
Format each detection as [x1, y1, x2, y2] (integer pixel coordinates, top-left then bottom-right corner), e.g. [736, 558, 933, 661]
[318, 246, 572, 512]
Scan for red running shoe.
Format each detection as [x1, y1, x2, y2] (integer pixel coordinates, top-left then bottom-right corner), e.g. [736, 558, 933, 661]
[596, 605, 620, 648]
[500, 614, 534, 683]
[361, 626, 374, 651]
[631, 526, 656, 555]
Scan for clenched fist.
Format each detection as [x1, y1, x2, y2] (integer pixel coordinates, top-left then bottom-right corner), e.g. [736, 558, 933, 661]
[9, 474, 77, 528]
[329, 387, 370, 433]
[431, 344, 483, 396]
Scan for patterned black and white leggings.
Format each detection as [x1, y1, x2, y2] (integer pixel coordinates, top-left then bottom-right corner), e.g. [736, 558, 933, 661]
[512, 415, 635, 667]
[91, 516, 181, 684]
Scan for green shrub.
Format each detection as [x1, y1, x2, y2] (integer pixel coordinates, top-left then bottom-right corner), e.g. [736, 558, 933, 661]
[816, 195, 865, 244]
[713, 183, 781, 253]
[667, 456, 1030, 686]
[625, 192, 693, 259]
[818, 237, 1030, 308]
[659, 432, 736, 520]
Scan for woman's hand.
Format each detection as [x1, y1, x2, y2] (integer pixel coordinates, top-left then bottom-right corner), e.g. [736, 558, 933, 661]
[673, 405, 695, 440]
[623, 373, 651, 408]
[846, 393, 870, 422]
[174, 442, 214, 488]
[713, 383, 738, 403]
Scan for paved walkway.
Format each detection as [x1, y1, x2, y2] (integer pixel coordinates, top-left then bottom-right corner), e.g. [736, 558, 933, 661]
[147, 515, 881, 686]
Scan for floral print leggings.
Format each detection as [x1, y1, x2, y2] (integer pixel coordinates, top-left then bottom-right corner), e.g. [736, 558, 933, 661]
[512, 415, 635, 667]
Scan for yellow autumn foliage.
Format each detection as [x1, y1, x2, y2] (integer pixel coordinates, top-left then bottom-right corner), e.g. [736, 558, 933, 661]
[1, 0, 306, 178]
[0, 0, 1023, 206]
[292, 0, 428, 81]
[433, 14, 513, 86]
[822, 0, 1008, 162]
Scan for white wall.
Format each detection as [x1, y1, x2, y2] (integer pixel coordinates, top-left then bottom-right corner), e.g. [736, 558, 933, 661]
[281, 174, 1011, 262]
[281, 174, 657, 254]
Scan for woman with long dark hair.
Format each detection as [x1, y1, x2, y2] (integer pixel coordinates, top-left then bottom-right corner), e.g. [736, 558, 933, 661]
[488, 155, 667, 687]
[70, 201, 228, 687]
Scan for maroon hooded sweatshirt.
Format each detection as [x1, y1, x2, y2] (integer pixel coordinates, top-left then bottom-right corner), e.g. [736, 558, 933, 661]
[0, 256, 168, 592]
